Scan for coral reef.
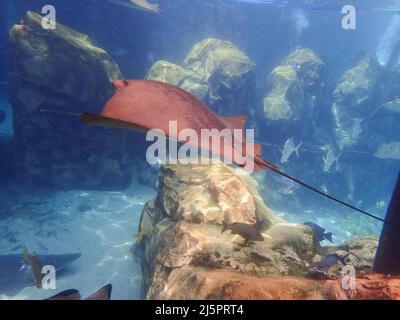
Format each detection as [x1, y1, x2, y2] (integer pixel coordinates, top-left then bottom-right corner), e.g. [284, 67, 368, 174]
[10, 12, 132, 189]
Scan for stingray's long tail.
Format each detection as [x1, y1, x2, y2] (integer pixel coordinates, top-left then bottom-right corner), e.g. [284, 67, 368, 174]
[255, 157, 389, 225]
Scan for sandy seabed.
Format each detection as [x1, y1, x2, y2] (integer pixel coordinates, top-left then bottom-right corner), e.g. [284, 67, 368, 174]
[0, 184, 155, 300]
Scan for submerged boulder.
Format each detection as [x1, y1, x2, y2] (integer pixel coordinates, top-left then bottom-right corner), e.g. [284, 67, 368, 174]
[331, 55, 382, 149]
[147, 38, 256, 116]
[184, 38, 256, 116]
[263, 48, 325, 121]
[10, 11, 131, 189]
[138, 160, 325, 299]
[374, 142, 400, 160]
[146, 60, 208, 100]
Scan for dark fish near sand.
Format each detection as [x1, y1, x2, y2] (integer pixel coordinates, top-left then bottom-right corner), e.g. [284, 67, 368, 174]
[23, 246, 44, 289]
[46, 284, 112, 300]
[316, 251, 350, 273]
[304, 222, 334, 243]
[222, 221, 264, 243]
[0, 250, 81, 296]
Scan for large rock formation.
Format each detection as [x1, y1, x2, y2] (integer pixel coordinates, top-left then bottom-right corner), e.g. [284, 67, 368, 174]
[331, 55, 382, 149]
[138, 161, 323, 299]
[136, 160, 398, 300]
[147, 38, 256, 117]
[263, 48, 325, 121]
[10, 12, 131, 189]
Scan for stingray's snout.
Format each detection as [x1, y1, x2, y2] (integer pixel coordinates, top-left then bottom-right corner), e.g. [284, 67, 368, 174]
[112, 80, 128, 90]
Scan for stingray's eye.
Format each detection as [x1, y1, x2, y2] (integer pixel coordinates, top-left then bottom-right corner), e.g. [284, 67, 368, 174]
[112, 80, 128, 90]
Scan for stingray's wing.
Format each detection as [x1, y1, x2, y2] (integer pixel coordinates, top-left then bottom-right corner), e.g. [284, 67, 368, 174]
[39, 253, 81, 271]
[0, 255, 32, 296]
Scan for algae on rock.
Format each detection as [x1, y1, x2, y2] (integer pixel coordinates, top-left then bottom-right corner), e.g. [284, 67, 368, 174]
[10, 11, 131, 189]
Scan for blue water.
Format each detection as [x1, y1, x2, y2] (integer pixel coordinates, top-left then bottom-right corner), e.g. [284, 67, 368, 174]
[0, 0, 399, 300]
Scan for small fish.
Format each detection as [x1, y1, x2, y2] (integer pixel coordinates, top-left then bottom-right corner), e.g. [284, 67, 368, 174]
[108, 0, 161, 13]
[323, 148, 341, 173]
[23, 245, 44, 289]
[46, 284, 112, 300]
[274, 175, 299, 192]
[303, 222, 334, 243]
[370, 98, 400, 119]
[222, 221, 264, 243]
[280, 137, 302, 163]
[376, 200, 386, 209]
[316, 251, 349, 273]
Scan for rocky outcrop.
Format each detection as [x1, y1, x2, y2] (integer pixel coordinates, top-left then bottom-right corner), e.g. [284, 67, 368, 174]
[323, 274, 400, 300]
[137, 160, 397, 300]
[147, 38, 256, 116]
[138, 161, 324, 299]
[331, 55, 382, 149]
[10, 11, 131, 189]
[146, 60, 208, 100]
[374, 142, 400, 160]
[263, 48, 325, 121]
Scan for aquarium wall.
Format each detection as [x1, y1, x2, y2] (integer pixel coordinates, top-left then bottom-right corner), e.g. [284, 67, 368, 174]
[0, 0, 400, 301]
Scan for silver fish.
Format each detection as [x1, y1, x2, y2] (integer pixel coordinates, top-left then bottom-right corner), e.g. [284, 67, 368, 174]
[107, 0, 161, 13]
[323, 148, 341, 173]
[370, 98, 400, 119]
[280, 137, 302, 163]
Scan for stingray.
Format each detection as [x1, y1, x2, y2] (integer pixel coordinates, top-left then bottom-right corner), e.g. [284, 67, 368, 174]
[0, 253, 81, 296]
[78, 79, 387, 225]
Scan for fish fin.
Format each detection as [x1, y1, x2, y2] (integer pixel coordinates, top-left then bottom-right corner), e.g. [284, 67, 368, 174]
[220, 115, 247, 130]
[46, 289, 81, 300]
[324, 232, 334, 243]
[295, 141, 302, 158]
[254, 143, 262, 156]
[221, 221, 228, 233]
[86, 284, 113, 300]
[22, 245, 29, 262]
[247, 143, 262, 156]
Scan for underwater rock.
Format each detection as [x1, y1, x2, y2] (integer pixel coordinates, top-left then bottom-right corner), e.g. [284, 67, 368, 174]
[147, 38, 256, 117]
[374, 142, 400, 160]
[184, 38, 256, 116]
[10, 12, 131, 189]
[138, 160, 325, 299]
[146, 60, 208, 100]
[331, 55, 382, 149]
[150, 268, 324, 300]
[339, 237, 379, 274]
[263, 48, 325, 121]
[323, 275, 400, 300]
